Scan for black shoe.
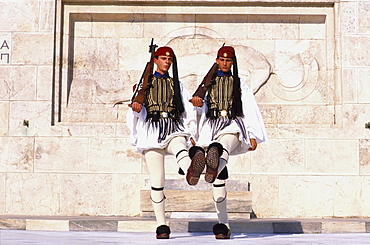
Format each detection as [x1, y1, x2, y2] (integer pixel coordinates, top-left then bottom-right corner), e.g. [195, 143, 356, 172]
[156, 225, 170, 239]
[205, 142, 223, 183]
[213, 223, 230, 239]
[186, 146, 206, 185]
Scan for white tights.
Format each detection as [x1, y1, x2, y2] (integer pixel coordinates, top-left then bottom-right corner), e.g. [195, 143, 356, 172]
[212, 133, 240, 228]
[144, 136, 191, 226]
[144, 133, 240, 228]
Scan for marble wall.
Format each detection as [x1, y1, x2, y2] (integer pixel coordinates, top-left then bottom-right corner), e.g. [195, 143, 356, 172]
[0, 0, 369, 218]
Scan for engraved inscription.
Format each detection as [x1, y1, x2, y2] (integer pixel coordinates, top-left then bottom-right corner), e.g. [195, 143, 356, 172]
[0, 40, 10, 64]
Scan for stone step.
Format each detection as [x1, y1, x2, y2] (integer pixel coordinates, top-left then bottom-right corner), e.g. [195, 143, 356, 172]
[144, 179, 250, 191]
[141, 179, 252, 218]
[0, 216, 370, 234]
[140, 190, 252, 213]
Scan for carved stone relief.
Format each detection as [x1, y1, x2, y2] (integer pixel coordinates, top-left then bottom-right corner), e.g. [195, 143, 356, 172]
[54, 5, 335, 126]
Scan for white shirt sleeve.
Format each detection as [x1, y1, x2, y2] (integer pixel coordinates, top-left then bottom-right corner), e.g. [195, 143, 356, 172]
[240, 77, 267, 144]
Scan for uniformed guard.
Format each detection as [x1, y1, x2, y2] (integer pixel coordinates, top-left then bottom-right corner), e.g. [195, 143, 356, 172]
[127, 45, 198, 239]
[189, 45, 268, 239]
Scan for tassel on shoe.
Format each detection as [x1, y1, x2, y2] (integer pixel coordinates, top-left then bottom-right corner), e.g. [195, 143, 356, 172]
[156, 225, 171, 239]
[213, 223, 230, 239]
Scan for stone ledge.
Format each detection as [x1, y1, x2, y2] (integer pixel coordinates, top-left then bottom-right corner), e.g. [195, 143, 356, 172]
[141, 211, 251, 219]
[140, 190, 252, 213]
[1, 216, 370, 233]
[144, 179, 250, 191]
[63, 0, 337, 5]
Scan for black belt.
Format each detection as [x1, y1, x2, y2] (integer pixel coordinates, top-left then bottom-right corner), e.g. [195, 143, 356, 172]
[207, 108, 230, 119]
[146, 111, 177, 121]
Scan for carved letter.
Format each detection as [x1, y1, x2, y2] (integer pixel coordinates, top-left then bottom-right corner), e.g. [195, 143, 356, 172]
[1, 53, 10, 63]
[1, 40, 9, 49]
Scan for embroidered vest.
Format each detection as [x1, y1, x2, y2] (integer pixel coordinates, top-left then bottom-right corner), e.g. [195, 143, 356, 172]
[207, 75, 234, 118]
[145, 76, 177, 115]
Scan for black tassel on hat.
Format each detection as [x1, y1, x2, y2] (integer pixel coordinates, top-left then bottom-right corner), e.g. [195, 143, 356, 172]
[231, 55, 243, 118]
[172, 54, 185, 115]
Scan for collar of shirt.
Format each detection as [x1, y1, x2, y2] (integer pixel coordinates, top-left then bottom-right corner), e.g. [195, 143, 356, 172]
[217, 70, 232, 76]
[154, 71, 170, 78]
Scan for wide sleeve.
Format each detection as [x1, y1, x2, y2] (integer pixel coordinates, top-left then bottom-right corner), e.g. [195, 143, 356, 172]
[240, 78, 268, 144]
[179, 81, 198, 139]
[126, 105, 147, 146]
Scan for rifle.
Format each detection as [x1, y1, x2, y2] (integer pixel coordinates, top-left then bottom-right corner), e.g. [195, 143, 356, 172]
[192, 44, 228, 99]
[130, 38, 158, 105]
[192, 62, 218, 99]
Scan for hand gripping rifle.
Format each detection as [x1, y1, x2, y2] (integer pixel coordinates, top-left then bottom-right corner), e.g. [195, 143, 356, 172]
[192, 44, 229, 99]
[130, 38, 158, 106]
[192, 62, 218, 99]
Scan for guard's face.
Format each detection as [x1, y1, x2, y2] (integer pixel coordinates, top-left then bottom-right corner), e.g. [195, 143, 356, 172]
[155, 55, 173, 74]
[216, 57, 233, 73]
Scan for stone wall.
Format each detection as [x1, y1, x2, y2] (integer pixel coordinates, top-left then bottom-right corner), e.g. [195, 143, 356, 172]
[0, 0, 369, 218]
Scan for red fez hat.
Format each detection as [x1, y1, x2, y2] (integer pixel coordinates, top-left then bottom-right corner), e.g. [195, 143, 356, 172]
[217, 46, 235, 58]
[155, 46, 174, 57]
